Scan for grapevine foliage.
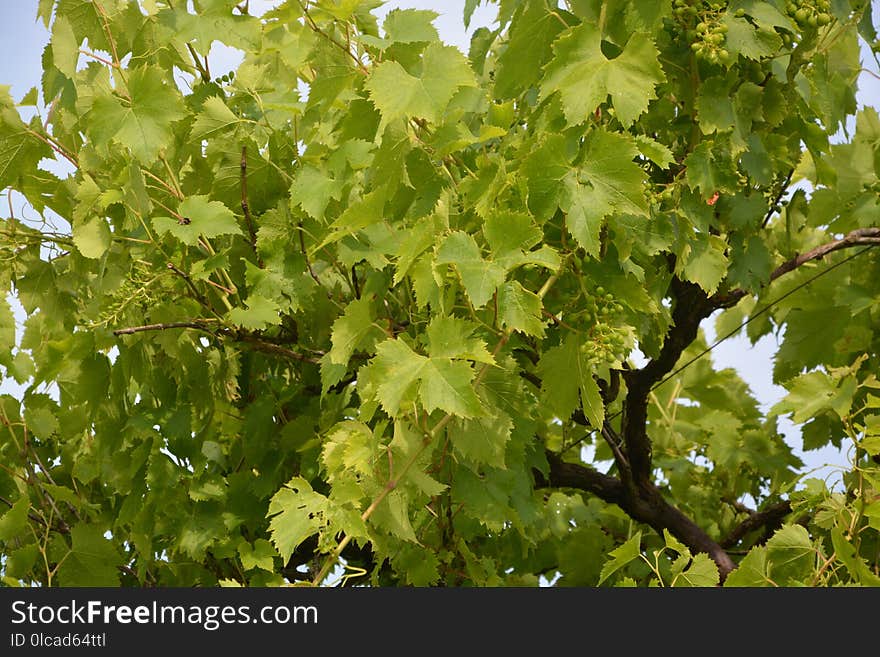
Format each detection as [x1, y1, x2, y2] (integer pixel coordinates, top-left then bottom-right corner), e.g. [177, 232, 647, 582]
[1, 0, 880, 587]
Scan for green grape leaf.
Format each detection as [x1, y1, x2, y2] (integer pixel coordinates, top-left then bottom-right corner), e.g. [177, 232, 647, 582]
[598, 531, 642, 585]
[671, 553, 720, 587]
[541, 23, 665, 127]
[436, 231, 506, 309]
[152, 195, 242, 245]
[366, 43, 476, 132]
[419, 358, 484, 418]
[88, 65, 186, 164]
[329, 296, 383, 367]
[382, 9, 439, 44]
[497, 280, 544, 337]
[56, 524, 122, 586]
[190, 95, 241, 140]
[72, 216, 111, 259]
[267, 477, 328, 562]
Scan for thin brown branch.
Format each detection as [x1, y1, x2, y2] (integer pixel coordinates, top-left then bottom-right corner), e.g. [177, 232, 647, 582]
[166, 262, 219, 315]
[299, 222, 321, 285]
[78, 47, 114, 68]
[299, 1, 369, 74]
[240, 146, 263, 267]
[186, 42, 211, 83]
[112, 320, 219, 336]
[236, 335, 322, 363]
[720, 500, 792, 549]
[600, 422, 631, 487]
[760, 168, 794, 229]
[713, 227, 880, 308]
[24, 127, 78, 167]
[142, 169, 183, 201]
[92, 0, 129, 97]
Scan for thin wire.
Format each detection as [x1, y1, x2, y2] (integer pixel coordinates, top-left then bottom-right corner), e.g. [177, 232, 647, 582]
[561, 245, 875, 455]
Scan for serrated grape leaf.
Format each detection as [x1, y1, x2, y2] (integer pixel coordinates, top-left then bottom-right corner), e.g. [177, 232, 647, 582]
[227, 295, 281, 330]
[0, 87, 51, 189]
[419, 358, 483, 418]
[383, 9, 439, 43]
[367, 339, 483, 418]
[51, 16, 79, 79]
[152, 195, 242, 245]
[831, 527, 880, 585]
[483, 211, 542, 259]
[190, 95, 241, 140]
[425, 315, 494, 363]
[727, 234, 773, 292]
[158, 6, 262, 56]
[450, 413, 512, 467]
[598, 531, 642, 585]
[329, 296, 383, 367]
[671, 553, 720, 587]
[724, 545, 772, 587]
[562, 130, 648, 256]
[633, 134, 674, 168]
[394, 221, 435, 285]
[773, 308, 849, 384]
[0, 497, 29, 541]
[771, 370, 855, 423]
[372, 339, 429, 416]
[267, 477, 328, 562]
[238, 539, 277, 571]
[463, 0, 480, 28]
[436, 231, 506, 309]
[72, 216, 111, 259]
[537, 337, 581, 420]
[696, 77, 735, 134]
[393, 544, 441, 585]
[537, 335, 604, 428]
[290, 165, 342, 221]
[366, 43, 476, 133]
[88, 65, 185, 164]
[541, 23, 665, 127]
[370, 488, 418, 542]
[56, 524, 122, 586]
[494, 0, 565, 98]
[0, 295, 16, 371]
[684, 141, 738, 194]
[318, 189, 385, 249]
[497, 281, 544, 337]
[679, 234, 729, 295]
[722, 14, 781, 61]
[578, 360, 605, 431]
[765, 524, 815, 584]
[522, 135, 570, 221]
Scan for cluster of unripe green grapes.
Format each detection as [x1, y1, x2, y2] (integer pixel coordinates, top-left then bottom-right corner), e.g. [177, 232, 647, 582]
[581, 287, 629, 365]
[672, 0, 732, 65]
[785, 0, 832, 28]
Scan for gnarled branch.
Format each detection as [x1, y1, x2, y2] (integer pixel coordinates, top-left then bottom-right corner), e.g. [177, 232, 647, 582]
[537, 451, 736, 579]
